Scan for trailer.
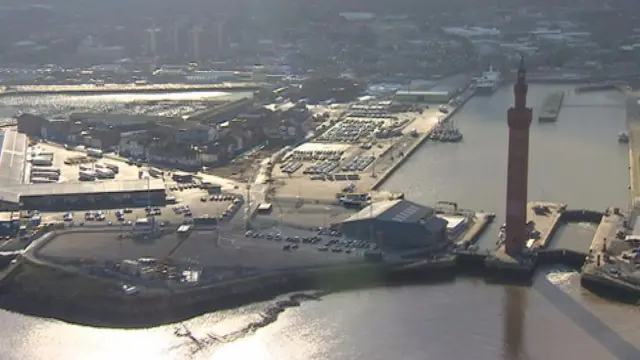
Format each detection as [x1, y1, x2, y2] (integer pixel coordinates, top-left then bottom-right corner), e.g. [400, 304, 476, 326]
[31, 172, 60, 180]
[79, 170, 96, 181]
[148, 168, 164, 178]
[87, 148, 103, 158]
[31, 157, 53, 166]
[104, 163, 119, 173]
[31, 167, 60, 174]
[95, 169, 115, 179]
[31, 177, 56, 184]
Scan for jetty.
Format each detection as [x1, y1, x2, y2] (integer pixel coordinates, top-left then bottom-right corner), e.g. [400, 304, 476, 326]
[485, 202, 566, 276]
[538, 91, 565, 122]
[580, 208, 640, 302]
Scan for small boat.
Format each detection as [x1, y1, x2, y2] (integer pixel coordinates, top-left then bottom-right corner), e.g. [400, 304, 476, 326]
[619, 131, 629, 143]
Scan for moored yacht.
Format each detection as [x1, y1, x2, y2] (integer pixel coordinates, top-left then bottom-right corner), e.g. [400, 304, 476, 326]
[474, 66, 502, 95]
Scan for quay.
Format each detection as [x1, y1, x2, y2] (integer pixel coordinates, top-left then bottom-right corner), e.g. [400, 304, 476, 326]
[579, 208, 640, 302]
[370, 87, 475, 190]
[538, 91, 565, 122]
[575, 83, 625, 93]
[484, 202, 565, 276]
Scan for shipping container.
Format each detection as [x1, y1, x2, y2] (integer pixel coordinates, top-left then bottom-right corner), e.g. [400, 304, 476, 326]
[31, 173, 59, 180]
[31, 157, 52, 166]
[31, 177, 56, 183]
[31, 167, 60, 174]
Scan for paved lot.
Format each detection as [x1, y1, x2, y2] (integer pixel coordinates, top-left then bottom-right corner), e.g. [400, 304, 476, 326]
[38, 229, 360, 270]
[35, 143, 143, 183]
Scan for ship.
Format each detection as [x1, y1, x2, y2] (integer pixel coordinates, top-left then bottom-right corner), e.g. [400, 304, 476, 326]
[474, 66, 502, 95]
[619, 131, 629, 143]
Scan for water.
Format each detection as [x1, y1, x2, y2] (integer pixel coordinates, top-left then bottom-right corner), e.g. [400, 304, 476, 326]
[0, 85, 638, 360]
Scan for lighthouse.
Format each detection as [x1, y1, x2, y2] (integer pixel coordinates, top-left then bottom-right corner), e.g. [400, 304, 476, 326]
[504, 57, 532, 255]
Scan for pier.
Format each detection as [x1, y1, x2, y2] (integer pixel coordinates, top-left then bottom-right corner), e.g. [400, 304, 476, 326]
[627, 95, 640, 208]
[579, 208, 640, 302]
[538, 91, 565, 122]
[485, 202, 565, 274]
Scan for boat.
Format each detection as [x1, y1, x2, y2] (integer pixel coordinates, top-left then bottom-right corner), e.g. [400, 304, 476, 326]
[619, 131, 629, 143]
[474, 66, 502, 95]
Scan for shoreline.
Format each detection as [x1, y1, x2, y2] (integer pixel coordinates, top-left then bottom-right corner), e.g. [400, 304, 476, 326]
[1, 240, 637, 328]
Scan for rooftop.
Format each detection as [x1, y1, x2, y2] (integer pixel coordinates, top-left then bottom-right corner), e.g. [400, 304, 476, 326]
[0, 179, 166, 204]
[0, 130, 27, 186]
[343, 199, 436, 224]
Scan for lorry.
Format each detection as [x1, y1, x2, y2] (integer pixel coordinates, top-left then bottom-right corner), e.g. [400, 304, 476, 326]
[86, 148, 103, 158]
[95, 168, 115, 179]
[79, 170, 96, 181]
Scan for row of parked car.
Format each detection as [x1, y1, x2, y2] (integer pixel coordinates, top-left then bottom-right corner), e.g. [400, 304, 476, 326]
[316, 119, 378, 143]
[281, 161, 303, 174]
[303, 161, 340, 175]
[286, 150, 344, 161]
[341, 155, 375, 172]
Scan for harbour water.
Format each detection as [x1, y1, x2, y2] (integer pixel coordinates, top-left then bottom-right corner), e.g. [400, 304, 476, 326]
[0, 85, 639, 360]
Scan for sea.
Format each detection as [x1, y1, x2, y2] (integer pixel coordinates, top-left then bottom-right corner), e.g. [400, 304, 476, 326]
[0, 85, 638, 360]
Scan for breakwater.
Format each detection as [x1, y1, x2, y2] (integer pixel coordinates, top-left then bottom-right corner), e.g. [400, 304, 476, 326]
[575, 83, 622, 93]
[538, 91, 565, 122]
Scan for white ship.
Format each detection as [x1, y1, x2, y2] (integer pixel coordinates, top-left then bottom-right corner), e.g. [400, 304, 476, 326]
[474, 66, 502, 95]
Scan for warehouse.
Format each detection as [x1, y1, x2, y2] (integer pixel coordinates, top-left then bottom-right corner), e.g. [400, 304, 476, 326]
[0, 129, 28, 187]
[394, 90, 454, 104]
[0, 179, 166, 211]
[339, 199, 448, 250]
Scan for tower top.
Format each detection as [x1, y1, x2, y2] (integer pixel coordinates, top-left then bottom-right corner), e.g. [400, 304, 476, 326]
[517, 56, 525, 82]
[514, 56, 528, 109]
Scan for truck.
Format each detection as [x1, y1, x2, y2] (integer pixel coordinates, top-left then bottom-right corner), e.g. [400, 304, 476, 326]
[177, 224, 194, 237]
[104, 163, 119, 173]
[31, 167, 60, 174]
[86, 148, 103, 158]
[78, 170, 96, 181]
[31, 177, 56, 184]
[31, 157, 52, 166]
[95, 168, 115, 179]
[31, 172, 59, 180]
[148, 167, 164, 178]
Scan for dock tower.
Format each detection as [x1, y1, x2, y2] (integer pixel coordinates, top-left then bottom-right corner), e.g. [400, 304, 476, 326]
[504, 57, 532, 255]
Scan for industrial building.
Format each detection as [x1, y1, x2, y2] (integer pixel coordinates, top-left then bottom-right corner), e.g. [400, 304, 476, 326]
[0, 179, 166, 211]
[394, 90, 454, 103]
[339, 199, 449, 250]
[0, 130, 28, 187]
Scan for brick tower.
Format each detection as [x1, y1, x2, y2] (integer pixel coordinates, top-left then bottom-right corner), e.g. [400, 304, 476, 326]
[504, 57, 532, 255]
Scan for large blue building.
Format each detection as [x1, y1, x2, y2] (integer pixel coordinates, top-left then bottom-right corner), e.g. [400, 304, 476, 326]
[340, 199, 448, 250]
